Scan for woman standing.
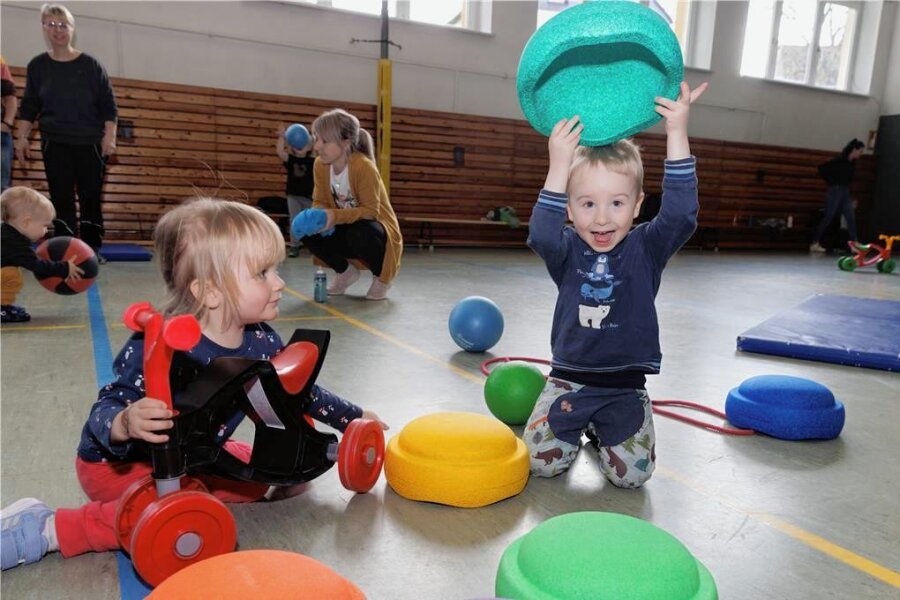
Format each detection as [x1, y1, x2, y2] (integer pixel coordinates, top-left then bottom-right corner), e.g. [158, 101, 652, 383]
[14, 3, 118, 254]
[305, 108, 402, 301]
[810, 138, 864, 253]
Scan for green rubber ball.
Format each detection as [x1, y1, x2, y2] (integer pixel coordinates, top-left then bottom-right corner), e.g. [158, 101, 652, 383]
[484, 361, 546, 425]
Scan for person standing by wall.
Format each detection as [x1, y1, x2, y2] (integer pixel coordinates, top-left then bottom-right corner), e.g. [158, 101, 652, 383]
[810, 138, 865, 253]
[0, 56, 17, 192]
[13, 3, 118, 255]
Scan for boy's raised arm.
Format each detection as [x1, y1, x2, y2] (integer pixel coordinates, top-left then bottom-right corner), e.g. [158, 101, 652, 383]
[654, 81, 708, 160]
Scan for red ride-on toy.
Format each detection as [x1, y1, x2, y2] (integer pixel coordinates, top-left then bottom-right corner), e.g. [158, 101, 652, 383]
[838, 234, 898, 273]
[114, 302, 385, 587]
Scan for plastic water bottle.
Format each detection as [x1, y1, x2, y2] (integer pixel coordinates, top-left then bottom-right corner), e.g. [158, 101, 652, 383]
[314, 269, 327, 303]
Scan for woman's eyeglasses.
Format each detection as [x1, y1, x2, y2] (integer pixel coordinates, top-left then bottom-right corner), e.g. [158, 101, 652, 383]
[42, 20, 71, 31]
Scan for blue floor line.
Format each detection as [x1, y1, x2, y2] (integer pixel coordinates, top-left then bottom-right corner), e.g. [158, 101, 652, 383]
[86, 284, 152, 599]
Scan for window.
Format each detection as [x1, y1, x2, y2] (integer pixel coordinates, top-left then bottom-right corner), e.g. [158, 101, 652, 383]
[537, 0, 698, 65]
[292, 0, 490, 33]
[740, 0, 860, 92]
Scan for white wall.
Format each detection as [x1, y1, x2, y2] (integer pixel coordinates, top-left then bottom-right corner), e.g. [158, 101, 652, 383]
[882, 1, 900, 115]
[1, 0, 897, 151]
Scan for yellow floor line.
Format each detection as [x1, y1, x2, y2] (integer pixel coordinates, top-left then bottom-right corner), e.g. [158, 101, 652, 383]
[284, 286, 897, 588]
[658, 466, 900, 587]
[0, 323, 86, 332]
[283, 286, 482, 384]
[274, 315, 341, 323]
[754, 513, 899, 587]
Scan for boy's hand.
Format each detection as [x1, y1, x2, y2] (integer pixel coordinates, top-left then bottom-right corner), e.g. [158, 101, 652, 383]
[655, 81, 708, 160]
[361, 409, 389, 431]
[66, 259, 84, 281]
[544, 116, 583, 193]
[110, 397, 175, 443]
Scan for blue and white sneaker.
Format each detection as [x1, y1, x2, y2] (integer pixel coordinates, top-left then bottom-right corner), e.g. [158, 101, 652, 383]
[1, 498, 53, 570]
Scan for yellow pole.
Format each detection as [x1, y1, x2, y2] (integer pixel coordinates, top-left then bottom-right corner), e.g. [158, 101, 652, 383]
[377, 58, 392, 195]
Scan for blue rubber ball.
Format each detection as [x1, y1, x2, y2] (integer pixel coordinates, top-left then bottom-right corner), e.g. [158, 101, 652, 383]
[449, 296, 504, 353]
[285, 123, 311, 150]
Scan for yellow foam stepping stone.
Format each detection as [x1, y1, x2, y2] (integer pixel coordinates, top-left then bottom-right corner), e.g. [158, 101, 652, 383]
[385, 412, 529, 508]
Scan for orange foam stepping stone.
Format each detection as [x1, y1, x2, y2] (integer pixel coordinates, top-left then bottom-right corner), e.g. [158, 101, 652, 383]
[149, 550, 365, 598]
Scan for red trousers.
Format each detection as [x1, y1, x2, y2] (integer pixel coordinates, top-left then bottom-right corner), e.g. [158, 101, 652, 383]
[56, 441, 268, 557]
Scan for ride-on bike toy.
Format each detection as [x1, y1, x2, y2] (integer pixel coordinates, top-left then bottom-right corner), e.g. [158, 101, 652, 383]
[113, 302, 385, 586]
[838, 234, 898, 273]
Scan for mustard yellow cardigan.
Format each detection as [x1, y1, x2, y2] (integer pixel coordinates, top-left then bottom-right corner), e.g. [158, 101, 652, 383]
[312, 152, 403, 284]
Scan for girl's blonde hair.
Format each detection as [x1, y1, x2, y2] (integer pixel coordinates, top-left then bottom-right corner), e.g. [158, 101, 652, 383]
[312, 108, 376, 163]
[154, 198, 285, 329]
[569, 139, 644, 195]
[0, 186, 56, 222]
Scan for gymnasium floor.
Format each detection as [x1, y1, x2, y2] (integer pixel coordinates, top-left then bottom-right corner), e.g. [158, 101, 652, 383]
[1, 248, 898, 599]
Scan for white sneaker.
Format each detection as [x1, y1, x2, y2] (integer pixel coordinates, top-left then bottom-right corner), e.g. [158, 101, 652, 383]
[809, 242, 826, 253]
[327, 265, 360, 295]
[365, 278, 391, 301]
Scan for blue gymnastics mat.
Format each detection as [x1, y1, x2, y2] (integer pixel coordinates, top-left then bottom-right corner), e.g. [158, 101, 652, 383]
[98, 243, 152, 262]
[737, 294, 900, 371]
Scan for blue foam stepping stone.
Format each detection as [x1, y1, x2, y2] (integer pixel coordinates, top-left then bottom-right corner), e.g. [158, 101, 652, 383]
[496, 512, 717, 599]
[517, 0, 684, 146]
[291, 208, 334, 239]
[98, 243, 152, 262]
[725, 375, 845, 440]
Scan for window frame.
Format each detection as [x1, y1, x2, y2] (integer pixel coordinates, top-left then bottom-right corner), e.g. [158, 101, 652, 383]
[763, 0, 862, 91]
[283, 0, 491, 34]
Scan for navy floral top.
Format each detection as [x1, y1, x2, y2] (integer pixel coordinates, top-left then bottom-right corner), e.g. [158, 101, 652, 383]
[77, 323, 363, 462]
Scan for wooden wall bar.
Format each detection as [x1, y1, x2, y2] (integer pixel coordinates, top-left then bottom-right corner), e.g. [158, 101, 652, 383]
[9, 66, 874, 249]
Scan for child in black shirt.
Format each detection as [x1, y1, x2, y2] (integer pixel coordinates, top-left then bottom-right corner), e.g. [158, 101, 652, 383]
[276, 126, 315, 257]
[1, 186, 83, 322]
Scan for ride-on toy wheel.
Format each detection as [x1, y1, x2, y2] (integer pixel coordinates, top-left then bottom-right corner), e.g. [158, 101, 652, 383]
[115, 475, 209, 551]
[838, 256, 857, 271]
[877, 258, 895, 273]
[130, 490, 237, 587]
[338, 419, 385, 493]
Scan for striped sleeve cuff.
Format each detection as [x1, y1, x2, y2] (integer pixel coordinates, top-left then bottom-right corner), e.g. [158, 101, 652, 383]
[663, 156, 696, 182]
[537, 189, 568, 213]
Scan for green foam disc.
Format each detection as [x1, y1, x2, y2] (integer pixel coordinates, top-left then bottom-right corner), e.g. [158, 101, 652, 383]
[496, 512, 717, 600]
[517, 0, 684, 146]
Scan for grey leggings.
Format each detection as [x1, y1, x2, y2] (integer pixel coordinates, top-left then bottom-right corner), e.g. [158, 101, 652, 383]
[814, 185, 857, 243]
[523, 379, 656, 488]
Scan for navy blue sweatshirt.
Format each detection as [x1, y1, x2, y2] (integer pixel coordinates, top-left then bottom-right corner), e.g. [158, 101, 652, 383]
[19, 53, 117, 145]
[528, 157, 698, 378]
[77, 323, 363, 462]
[0, 223, 70, 278]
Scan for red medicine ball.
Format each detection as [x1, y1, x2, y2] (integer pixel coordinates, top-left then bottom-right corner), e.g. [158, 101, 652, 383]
[34, 236, 99, 295]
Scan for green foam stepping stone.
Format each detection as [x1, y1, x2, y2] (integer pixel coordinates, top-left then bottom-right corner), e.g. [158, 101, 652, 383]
[496, 512, 717, 599]
[517, 0, 684, 146]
